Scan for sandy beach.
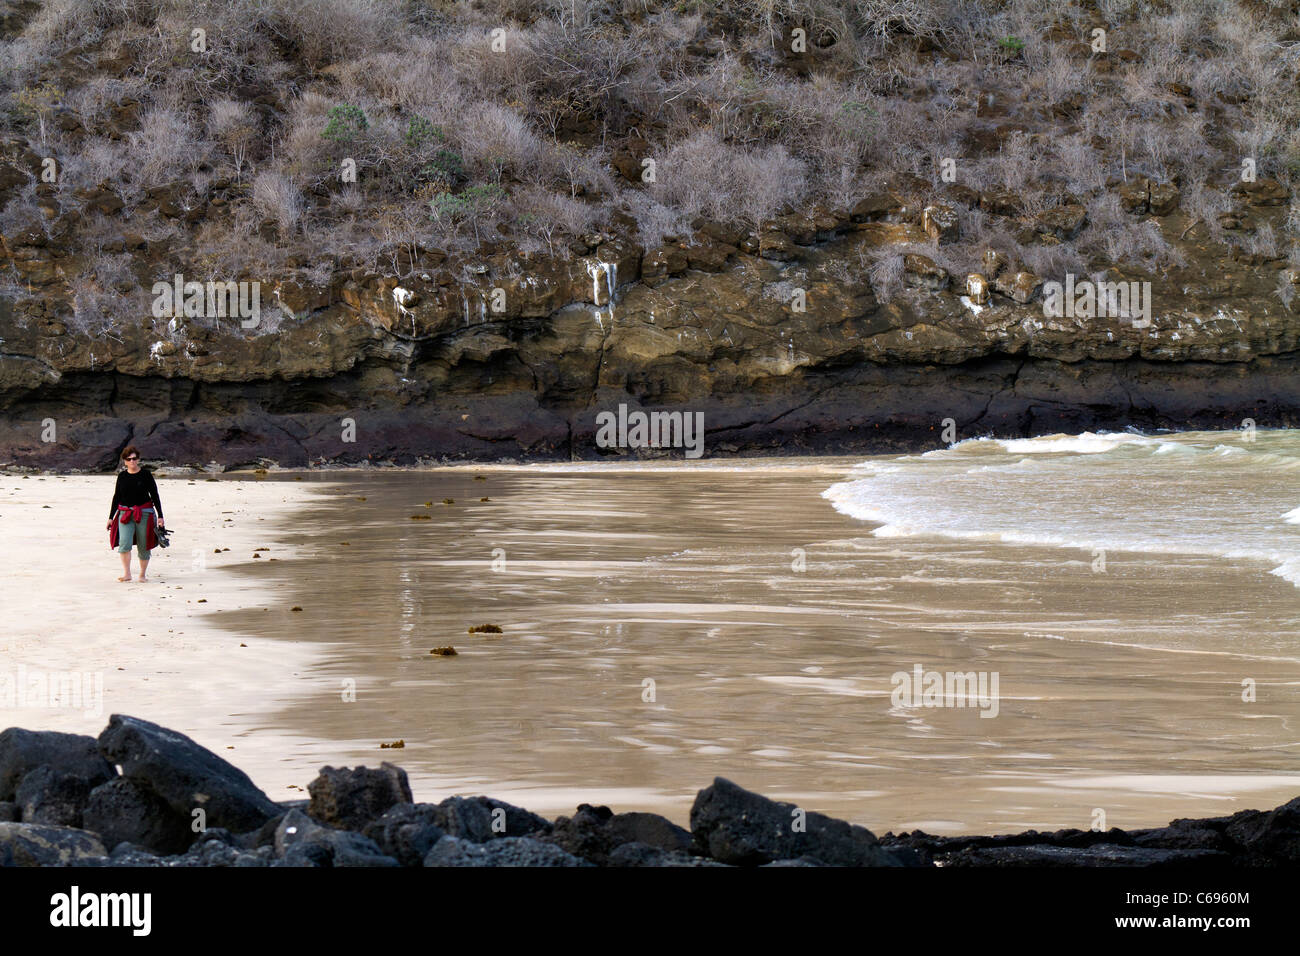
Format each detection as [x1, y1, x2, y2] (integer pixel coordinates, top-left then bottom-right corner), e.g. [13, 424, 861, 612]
[0, 471, 332, 789]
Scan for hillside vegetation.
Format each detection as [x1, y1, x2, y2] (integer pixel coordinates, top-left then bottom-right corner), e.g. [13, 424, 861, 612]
[1, 0, 1299, 335]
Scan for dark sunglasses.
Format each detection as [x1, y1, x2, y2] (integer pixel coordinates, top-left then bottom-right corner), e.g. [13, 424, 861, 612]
[125, 456, 139, 461]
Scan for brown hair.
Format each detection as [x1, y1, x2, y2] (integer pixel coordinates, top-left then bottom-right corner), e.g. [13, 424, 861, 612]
[120, 445, 141, 461]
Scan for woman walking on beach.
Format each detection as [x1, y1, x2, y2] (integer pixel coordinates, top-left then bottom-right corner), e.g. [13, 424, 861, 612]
[107, 445, 164, 582]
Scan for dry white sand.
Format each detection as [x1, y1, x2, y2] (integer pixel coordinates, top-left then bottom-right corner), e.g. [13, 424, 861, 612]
[0, 472, 330, 791]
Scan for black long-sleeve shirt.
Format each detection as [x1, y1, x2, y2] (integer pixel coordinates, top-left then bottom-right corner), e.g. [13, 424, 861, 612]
[109, 469, 164, 522]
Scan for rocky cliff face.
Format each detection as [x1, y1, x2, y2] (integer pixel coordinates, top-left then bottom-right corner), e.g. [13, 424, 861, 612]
[3, 184, 1299, 471]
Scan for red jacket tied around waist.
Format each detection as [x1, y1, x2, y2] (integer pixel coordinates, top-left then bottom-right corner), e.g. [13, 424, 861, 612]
[110, 505, 157, 550]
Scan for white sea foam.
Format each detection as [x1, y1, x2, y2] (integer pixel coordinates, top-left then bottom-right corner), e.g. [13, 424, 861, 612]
[966, 458, 1037, 474]
[1270, 557, 1300, 586]
[824, 428, 1300, 588]
[991, 432, 1154, 454]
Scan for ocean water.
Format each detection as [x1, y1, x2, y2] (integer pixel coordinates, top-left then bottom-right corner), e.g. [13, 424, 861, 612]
[209, 430, 1300, 834]
[825, 428, 1300, 589]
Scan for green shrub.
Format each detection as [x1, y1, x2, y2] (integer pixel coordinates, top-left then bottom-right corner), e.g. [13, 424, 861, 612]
[405, 116, 443, 146]
[322, 104, 369, 142]
[418, 149, 466, 190]
[429, 183, 506, 222]
[404, 117, 465, 191]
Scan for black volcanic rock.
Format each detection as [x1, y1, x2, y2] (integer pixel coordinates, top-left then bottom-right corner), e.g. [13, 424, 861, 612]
[274, 809, 398, 867]
[178, 832, 273, 867]
[431, 795, 552, 843]
[362, 803, 446, 867]
[7, 718, 1300, 867]
[880, 826, 1135, 865]
[14, 765, 93, 828]
[1224, 796, 1300, 863]
[97, 715, 279, 833]
[1129, 819, 1234, 853]
[424, 835, 590, 867]
[690, 777, 906, 867]
[761, 856, 830, 867]
[103, 844, 167, 867]
[607, 841, 729, 867]
[942, 845, 1230, 867]
[306, 763, 413, 831]
[82, 777, 194, 855]
[543, 803, 693, 865]
[427, 796, 492, 843]
[0, 822, 107, 866]
[0, 728, 115, 799]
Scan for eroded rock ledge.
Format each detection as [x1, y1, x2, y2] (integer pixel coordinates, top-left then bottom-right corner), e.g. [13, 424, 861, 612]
[3, 192, 1299, 470]
[2, 717, 1297, 867]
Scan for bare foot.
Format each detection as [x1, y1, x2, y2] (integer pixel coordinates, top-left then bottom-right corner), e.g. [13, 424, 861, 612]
[117, 575, 132, 582]
[137, 577, 148, 583]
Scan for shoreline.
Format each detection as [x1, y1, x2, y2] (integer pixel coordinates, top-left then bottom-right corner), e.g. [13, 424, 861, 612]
[1, 422, 1288, 476]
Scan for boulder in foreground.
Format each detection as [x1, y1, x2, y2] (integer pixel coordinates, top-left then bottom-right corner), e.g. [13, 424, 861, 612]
[82, 777, 194, 856]
[690, 777, 908, 867]
[0, 729, 115, 799]
[14, 766, 93, 828]
[362, 804, 447, 867]
[1224, 796, 1300, 863]
[543, 803, 693, 865]
[274, 809, 399, 868]
[306, 763, 413, 832]
[433, 795, 552, 842]
[97, 715, 280, 834]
